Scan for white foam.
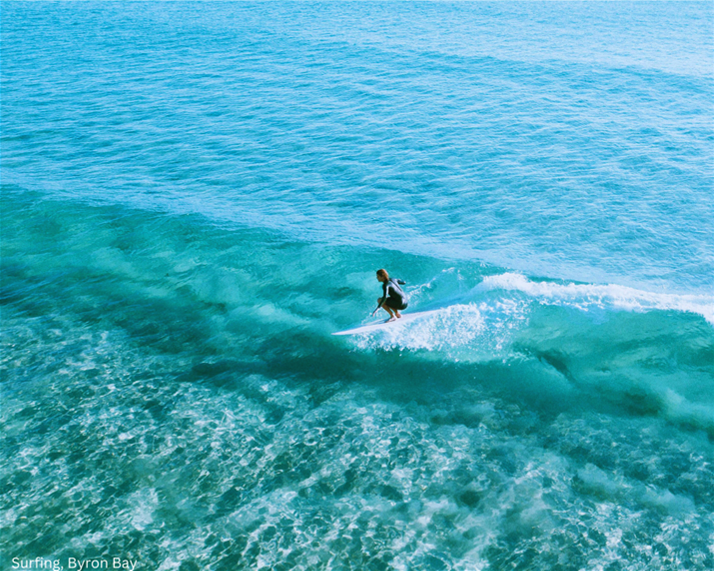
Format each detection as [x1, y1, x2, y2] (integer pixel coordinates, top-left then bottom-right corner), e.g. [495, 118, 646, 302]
[128, 488, 158, 531]
[478, 273, 714, 324]
[353, 300, 530, 357]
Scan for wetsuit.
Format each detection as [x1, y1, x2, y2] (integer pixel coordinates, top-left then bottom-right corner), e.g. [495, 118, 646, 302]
[381, 278, 408, 310]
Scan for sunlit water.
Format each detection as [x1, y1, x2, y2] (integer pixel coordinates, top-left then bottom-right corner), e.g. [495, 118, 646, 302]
[2, 2, 713, 570]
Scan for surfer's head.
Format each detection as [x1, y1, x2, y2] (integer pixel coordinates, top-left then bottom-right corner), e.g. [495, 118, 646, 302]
[376, 269, 389, 282]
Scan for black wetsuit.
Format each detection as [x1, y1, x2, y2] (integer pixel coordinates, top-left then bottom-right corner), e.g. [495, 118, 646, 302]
[381, 278, 408, 310]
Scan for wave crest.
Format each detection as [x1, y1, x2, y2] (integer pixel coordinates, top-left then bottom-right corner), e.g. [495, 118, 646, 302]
[477, 273, 714, 325]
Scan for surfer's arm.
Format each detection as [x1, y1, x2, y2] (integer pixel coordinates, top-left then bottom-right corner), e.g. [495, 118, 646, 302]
[372, 295, 386, 316]
[372, 282, 389, 315]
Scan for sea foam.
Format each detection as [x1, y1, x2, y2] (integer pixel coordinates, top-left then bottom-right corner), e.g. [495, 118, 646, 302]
[478, 273, 714, 325]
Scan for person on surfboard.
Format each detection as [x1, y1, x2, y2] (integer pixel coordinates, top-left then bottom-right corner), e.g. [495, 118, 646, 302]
[372, 269, 408, 322]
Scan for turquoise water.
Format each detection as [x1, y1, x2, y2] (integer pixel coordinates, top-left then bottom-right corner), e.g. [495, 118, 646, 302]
[2, 2, 713, 570]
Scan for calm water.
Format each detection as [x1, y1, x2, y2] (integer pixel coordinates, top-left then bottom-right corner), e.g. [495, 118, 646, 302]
[2, 2, 713, 570]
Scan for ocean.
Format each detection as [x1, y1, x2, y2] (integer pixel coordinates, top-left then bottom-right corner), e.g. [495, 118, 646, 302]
[1, 2, 713, 570]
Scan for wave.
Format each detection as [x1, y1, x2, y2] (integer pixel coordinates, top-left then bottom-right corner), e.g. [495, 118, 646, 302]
[347, 270, 714, 439]
[352, 299, 529, 357]
[351, 271, 713, 352]
[476, 272, 714, 325]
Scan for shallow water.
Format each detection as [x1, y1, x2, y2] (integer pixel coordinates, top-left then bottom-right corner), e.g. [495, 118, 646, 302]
[2, 2, 713, 570]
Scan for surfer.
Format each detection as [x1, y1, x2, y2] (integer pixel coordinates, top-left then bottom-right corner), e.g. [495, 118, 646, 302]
[372, 269, 408, 322]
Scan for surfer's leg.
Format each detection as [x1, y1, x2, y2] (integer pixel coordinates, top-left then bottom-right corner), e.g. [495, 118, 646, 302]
[395, 301, 407, 319]
[378, 298, 395, 318]
[384, 298, 401, 319]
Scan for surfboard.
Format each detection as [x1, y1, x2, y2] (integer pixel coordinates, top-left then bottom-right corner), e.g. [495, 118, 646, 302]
[332, 310, 441, 336]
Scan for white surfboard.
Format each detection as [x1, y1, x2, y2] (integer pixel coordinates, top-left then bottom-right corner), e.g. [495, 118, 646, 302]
[332, 310, 441, 336]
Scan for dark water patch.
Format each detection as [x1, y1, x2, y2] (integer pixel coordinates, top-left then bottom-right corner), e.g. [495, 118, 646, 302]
[4, 190, 711, 448]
